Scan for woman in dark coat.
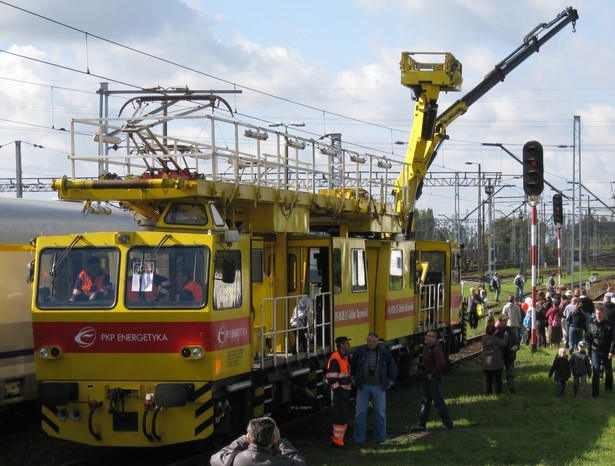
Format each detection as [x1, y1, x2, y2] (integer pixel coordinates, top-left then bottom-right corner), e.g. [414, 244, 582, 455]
[480, 324, 507, 395]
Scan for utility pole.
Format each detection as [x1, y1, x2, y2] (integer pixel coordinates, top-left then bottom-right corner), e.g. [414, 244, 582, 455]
[15, 140, 22, 198]
[465, 162, 483, 284]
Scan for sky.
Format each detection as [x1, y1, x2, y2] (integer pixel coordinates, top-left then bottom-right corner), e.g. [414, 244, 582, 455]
[0, 0, 611, 228]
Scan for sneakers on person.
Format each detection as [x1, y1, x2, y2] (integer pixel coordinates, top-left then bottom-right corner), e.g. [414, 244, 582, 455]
[410, 425, 426, 432]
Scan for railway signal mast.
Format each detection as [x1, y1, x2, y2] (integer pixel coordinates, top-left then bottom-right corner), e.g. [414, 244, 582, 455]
[523, 141, 544, 353]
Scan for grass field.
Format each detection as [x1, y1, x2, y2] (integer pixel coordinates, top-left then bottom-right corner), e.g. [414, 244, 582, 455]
[294, 343, 615, 466]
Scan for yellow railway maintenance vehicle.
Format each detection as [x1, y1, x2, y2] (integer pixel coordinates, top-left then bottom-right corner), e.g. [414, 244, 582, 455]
[31, 8, 577, 447]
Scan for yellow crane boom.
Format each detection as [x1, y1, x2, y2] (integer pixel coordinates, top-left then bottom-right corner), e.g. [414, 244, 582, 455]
[394, 7, 578, 237]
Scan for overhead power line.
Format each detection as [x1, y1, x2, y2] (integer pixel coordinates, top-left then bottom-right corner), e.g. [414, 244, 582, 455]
[0, 0, 399, 138]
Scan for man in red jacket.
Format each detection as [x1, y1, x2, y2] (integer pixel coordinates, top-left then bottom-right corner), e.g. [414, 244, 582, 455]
[412, 331, 453, 431]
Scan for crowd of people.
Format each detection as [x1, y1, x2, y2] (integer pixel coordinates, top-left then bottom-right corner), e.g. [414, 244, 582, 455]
[478, 274, 615, 400]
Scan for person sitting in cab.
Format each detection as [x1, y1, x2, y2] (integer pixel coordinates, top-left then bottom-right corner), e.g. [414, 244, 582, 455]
[71, 256, 112, 301]
[175, 269, 204, 302]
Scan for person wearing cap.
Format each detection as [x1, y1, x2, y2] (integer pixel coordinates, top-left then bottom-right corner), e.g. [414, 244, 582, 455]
[495, 313, 520, 394]
[326, 336, 352, 447]
[350, 332, 398, 444]
[569, 340, 592, 397]
[586, 306, 615, 397]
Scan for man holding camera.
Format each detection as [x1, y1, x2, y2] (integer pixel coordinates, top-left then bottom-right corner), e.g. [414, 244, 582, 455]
[350, 332, 397, 444]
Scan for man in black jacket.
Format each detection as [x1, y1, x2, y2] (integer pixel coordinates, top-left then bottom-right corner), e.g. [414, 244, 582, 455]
[578, 288, 595, 328]
[586, 306, 615, 398]
[495, 314, 520, 394]
[602, 295, 615, 323]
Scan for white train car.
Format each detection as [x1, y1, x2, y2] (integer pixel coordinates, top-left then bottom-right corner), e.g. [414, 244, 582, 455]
[0, 198, 138, 409]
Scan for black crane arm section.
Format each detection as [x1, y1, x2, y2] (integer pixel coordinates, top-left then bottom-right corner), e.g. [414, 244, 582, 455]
[433, 7, 578, 151]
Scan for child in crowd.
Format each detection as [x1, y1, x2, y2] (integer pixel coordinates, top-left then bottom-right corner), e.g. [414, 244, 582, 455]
[569, 340, 592, 397]
[549, 347, 571, 397]
[522, 310, 532, 345]
[479, 285, 488, 304]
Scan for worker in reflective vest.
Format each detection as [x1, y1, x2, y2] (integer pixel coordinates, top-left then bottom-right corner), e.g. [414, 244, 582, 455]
[71, 256, 111, 301]
[175, 269, 204, 302]
[326, 336, 352, 447]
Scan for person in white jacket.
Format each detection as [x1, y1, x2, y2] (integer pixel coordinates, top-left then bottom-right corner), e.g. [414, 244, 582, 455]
[501, 295, 524, 340]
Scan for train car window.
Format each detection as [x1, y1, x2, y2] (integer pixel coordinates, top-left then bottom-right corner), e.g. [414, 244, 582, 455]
[351, 248, 367, 293]
[36, 247, 119, 309]
[332, 248, 342, 294]
[125, 246, 208, 309]
[389, 249, 403, 291]
[420, 251, 446, 293]
[213, 250, 242, 310]
[164, 203, 208, 226]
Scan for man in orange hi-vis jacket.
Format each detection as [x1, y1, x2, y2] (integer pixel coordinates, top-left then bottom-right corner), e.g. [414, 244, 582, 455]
[326, 336, 352, 447]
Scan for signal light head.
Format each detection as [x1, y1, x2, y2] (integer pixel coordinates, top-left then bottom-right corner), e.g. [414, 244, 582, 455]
[553, 193, 564, 225]
[522, 140, 544, 196]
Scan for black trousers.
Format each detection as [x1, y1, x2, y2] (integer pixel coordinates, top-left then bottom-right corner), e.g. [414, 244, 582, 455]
[331, 389, 351, 424]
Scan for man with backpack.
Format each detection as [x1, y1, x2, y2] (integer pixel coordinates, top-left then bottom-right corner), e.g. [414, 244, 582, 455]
[411, 331, 453, 431]
[514, 272, 525, 302]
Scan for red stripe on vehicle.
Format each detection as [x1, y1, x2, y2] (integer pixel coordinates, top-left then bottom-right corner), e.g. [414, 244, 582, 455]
[32, 318, 250, 353]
